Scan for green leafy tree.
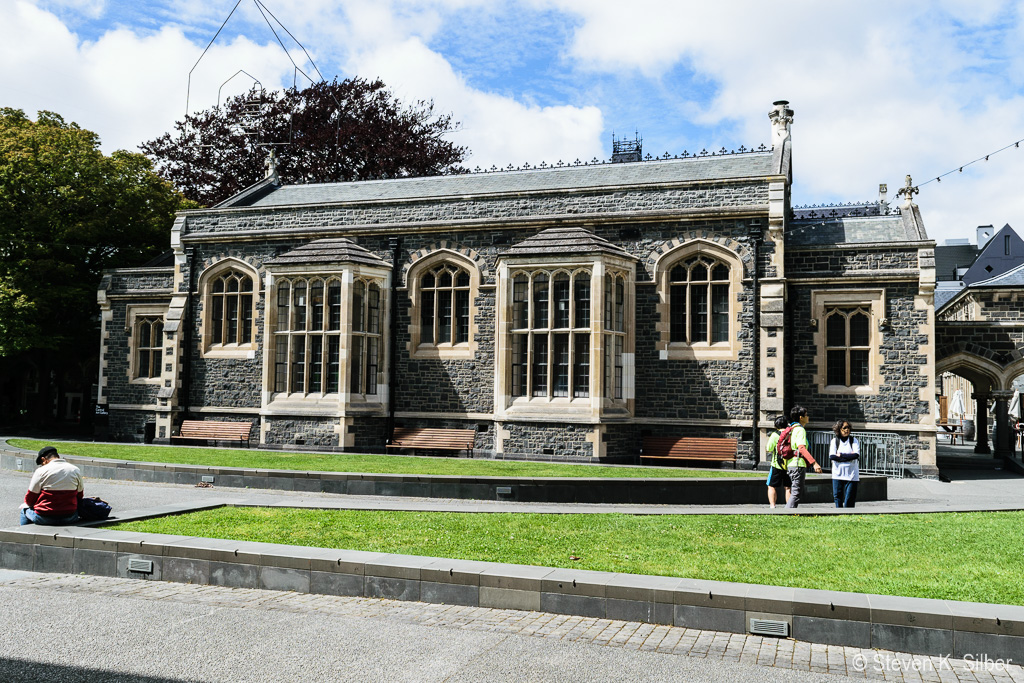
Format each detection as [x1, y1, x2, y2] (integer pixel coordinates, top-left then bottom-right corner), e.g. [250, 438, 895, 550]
[0, 107, 193, 425]
[141, 77, 468, 206]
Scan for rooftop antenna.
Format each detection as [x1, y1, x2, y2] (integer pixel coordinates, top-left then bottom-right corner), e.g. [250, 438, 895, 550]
[183, 0, 343, 156]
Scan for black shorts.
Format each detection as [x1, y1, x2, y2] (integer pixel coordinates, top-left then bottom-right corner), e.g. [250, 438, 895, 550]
[766, 467, 792, 489]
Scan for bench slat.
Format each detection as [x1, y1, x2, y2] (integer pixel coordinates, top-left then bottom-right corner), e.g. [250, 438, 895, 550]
[640, 436, 737, 468]
[387, 427, 476, 456]
[172, 420, 253, 448]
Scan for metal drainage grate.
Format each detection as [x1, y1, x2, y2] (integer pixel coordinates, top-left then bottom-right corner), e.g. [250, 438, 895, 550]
[127, 558, 154, 574]
[749, 618, 789, 637]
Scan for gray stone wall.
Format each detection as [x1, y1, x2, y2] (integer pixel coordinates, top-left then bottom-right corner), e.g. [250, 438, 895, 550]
[502, 422, 593, 460]
[107, 410, 155, 443]
[181, 182, 769, 238]
[102, 270, 174, 294]
[633, 286, 755, 421]
[936, 322, 1024, 369]
[102, 298, 169, 408]
[351, 417, 389, 453]
[263, 417, 338, 448]
[786, 247, 918, 276]
[787, 282, 928, 464]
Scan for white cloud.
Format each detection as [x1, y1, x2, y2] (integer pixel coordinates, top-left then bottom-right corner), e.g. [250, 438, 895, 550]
[6, 0, 1024, 245]
[1, 1, 301, 151]
[349, 36, 604, 168]
[533, 0, 1024, 242]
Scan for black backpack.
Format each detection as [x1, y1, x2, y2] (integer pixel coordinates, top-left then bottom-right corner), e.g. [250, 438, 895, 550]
[78, 497, 112, 521]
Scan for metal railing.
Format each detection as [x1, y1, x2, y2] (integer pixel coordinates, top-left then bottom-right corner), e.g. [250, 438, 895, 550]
[808, 430, 906, 479]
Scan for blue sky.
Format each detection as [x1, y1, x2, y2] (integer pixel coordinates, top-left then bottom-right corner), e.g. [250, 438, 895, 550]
[3, 0, 1024, 245]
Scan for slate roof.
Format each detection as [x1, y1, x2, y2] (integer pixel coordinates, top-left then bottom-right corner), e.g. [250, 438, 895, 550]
[505, 227, 635, 259]
[227, 154, 775, 208]
[934, 244, 980, 281]
[934, 285, 964, 310]
[786, 214, 922, 245]
[263, 238, 389, 268]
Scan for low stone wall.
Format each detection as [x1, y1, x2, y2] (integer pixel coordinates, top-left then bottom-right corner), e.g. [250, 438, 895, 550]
[1, 520, 1021, 662]
[0, 450, 887, 505]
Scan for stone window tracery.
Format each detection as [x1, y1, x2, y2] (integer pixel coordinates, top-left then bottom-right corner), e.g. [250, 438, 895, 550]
[510, 269, 592, 399]
[271, 276, 382, 396]
[420, 264, 471, 345]
[135, 317, 163, 379]
[825, 307, 871, 387]
[655, 241, 741, 361]
[407, 253, 480, 359]
[811, 289, 884, 394]
[200, 263, 259, 358]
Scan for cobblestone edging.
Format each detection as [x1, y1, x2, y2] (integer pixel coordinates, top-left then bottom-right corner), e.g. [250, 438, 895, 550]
[1, 517, 1021, 664]
[0, 449, 887, 505]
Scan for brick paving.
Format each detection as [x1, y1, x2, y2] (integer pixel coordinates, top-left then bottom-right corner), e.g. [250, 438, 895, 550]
[8, 572, 1024, 682]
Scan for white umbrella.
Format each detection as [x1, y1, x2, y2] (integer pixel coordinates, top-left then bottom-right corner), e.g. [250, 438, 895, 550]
[949, 389, 966, 420]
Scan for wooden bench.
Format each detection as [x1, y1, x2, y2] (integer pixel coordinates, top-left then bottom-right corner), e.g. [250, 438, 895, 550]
[386, 427, 476, 458]
[171, 420, 253, 448]
[640, 436, 738, 468]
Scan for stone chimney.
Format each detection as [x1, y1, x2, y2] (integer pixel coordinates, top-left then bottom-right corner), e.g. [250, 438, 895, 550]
[977, 225, 994, 249]
[768, 100, 793, 178]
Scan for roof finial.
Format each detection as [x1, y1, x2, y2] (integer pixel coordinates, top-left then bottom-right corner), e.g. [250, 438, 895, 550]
[895, 174, 919, 205]
[264, 148, 278, 180]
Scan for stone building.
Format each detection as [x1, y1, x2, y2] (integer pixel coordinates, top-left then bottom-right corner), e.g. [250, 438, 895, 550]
[96, 101, 940, 475]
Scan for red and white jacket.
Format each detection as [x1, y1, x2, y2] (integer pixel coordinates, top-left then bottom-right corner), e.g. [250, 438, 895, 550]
[25, 458, 84, 516]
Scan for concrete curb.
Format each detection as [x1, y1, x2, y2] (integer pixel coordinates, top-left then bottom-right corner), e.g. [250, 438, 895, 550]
[0, 448, 888, 506]
[1, 511, 1022, 663]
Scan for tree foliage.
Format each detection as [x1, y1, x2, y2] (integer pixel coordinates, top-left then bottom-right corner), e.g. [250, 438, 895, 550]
[141, 77, 469, 207]
[0, 107, 192, 356]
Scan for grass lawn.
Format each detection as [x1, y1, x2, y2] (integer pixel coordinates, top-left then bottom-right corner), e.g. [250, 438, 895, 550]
[7, 439, 754, 479]
[112, 508, 1024, 605]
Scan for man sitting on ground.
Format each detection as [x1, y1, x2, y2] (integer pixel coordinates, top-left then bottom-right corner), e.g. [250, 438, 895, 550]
[20, 446, 84, 526]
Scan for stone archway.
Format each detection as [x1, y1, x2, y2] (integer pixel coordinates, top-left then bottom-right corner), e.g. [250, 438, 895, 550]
[936, 351, 1019, 457]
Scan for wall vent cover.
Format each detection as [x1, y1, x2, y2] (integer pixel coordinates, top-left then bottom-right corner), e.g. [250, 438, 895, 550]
[127, 558, 154, 574]
[749, 618, 789, 637]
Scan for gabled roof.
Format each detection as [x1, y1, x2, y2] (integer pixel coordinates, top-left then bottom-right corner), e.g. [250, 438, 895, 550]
[960, 224, 1024, 284]
[219, 153, 775, 209]
[504, 227, 635, 259]
[968, 260, 1024, 288]
[263, 238, 389, 268]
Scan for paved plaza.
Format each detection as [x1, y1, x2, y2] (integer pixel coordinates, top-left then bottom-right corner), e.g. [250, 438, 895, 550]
[2, 446, 1023, 681]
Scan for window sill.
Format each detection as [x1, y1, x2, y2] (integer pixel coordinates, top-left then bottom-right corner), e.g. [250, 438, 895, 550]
[130, 377, 164, 385]
[410, 342, 476, 360]
[659, 342, 739, 361]
[202, 344, 257, 360]
[819, 384, 878, 396]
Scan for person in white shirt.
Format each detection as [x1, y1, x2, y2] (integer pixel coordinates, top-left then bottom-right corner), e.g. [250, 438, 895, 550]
[829, 420, 860, 508]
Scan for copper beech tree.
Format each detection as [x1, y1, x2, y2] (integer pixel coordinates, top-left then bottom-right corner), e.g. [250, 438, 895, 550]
[141, 77, 469, 207]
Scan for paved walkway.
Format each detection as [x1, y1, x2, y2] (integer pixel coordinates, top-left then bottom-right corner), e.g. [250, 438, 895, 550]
[0, 570, 1021, 682]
